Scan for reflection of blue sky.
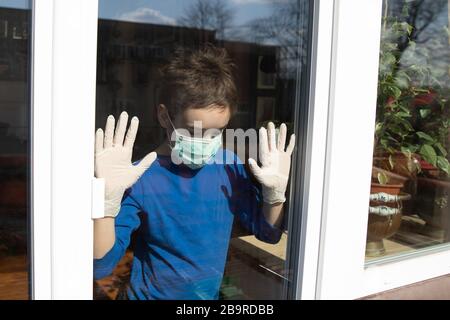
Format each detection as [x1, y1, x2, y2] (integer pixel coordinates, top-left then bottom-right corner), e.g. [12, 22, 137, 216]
[0, 0, 29, 9]
[99, 0, 275, 27]
[99, 0, 292, 45]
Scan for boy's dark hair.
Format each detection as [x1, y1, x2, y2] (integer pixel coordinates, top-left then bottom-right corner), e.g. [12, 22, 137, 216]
[158, 45, 238, 117]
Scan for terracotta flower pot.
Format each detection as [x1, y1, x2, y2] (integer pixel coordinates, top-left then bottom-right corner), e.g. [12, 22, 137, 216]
[366, 183, 404, 257]
[371, 166, 415, 215]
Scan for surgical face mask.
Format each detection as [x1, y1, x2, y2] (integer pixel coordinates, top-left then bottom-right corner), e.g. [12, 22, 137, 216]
[166, 116, 223, 170]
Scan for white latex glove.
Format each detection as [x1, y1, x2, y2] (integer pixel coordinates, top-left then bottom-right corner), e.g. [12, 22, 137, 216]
[95, 111, 157, 218]
[248, 122, 295, 204]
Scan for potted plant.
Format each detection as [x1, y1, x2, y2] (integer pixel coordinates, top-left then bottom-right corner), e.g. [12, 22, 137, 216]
[372, 3, 450, 242]
[367, 169, 409, 257]
[373, 12, 449, 179]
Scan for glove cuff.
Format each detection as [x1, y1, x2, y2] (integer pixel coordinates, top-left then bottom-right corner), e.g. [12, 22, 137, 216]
[262, 187, 287, 205]
[104, 199, 121, 218]
[103, 190, 124, 218]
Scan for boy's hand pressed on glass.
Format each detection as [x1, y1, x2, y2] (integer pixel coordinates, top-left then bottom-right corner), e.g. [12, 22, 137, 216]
[95, 111, 157, 217]
[249, 122, 295, 205]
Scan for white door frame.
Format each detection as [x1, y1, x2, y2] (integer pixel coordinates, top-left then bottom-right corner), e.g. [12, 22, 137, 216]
[31, 0, 54, 300]
[31, 0, 98, 299]
[30, 0, 449, 300]
[293, 0, 335, 300]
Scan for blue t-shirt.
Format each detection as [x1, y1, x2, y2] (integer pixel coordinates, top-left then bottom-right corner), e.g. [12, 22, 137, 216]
[93, 148, 282, 300]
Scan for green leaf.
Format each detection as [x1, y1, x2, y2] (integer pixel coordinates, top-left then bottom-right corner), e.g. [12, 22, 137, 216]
[396, 111, 411, 118]
[405, 23, 413, 35]
[392, 21, 413, 36]
[389, 125, 404, 137]
[398, 104, 411, 113]
[401, 147, 412, 159]
[409, 145, 419, 153]
[375, 122, 383, 134]
[437, 156, 450, 175]
[387, 146, 397, 154]
[419, 109, 431, 118]
[419, 144, 437, 166]
[391, 86, 402, 99]
[386, 134, 399, 143]
[414, 88, 431, 93]
[435, 142, 448, 157]
[394, 76, 409, 89]
[398, 118, 414, 131]
[404, 144, 419, 153]
[377, 172, 389, 185]
[388, 154, 395, 169]
[416, 131, 435, 143]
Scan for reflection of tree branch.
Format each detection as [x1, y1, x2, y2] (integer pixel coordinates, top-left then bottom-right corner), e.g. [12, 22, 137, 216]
[412, 3, 436, 40]
[242, 0, 309, 77]
[395, 0, 446, 52]
[387, 0, 448, 87]
[178, 0, 235, 40]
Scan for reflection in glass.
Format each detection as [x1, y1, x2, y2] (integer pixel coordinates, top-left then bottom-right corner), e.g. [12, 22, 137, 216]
[0, 0, 31, 300]
[367, 0, 450, 261]
[94, 0, 311, 299]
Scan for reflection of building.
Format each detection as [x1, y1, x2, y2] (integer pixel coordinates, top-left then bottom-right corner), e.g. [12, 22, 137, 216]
[96, 19, 286, 160]
[0, 8, 29, 81]
[0, 8, 30, 149]
[0, 7, 30, 300]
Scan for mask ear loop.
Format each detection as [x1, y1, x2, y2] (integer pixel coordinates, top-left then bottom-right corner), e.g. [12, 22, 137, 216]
[165, 112, 176, 131]
[166, 113, 192, 139]
[165, 113, 177, 150]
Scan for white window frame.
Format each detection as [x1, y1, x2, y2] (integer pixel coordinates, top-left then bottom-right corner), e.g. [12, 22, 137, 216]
[315, 0, 450, 299]
[31, 0, 98, 299]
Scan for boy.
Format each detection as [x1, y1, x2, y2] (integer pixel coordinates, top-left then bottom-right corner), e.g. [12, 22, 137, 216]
[93, 47, 295, 300]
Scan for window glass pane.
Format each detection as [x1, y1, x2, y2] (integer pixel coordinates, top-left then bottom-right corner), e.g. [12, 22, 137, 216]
[93, 0, 312, 300]
[0, 0, 31, 300]
[366, 0, 450, 261]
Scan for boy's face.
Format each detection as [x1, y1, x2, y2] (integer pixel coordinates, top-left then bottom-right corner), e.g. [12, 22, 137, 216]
[159, 104, 231, 139]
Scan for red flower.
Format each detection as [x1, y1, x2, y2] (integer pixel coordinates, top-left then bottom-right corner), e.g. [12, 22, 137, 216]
[386, 96, 395, 106]
[414, 90, 437, 107]
[419, 159, 437, 170]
